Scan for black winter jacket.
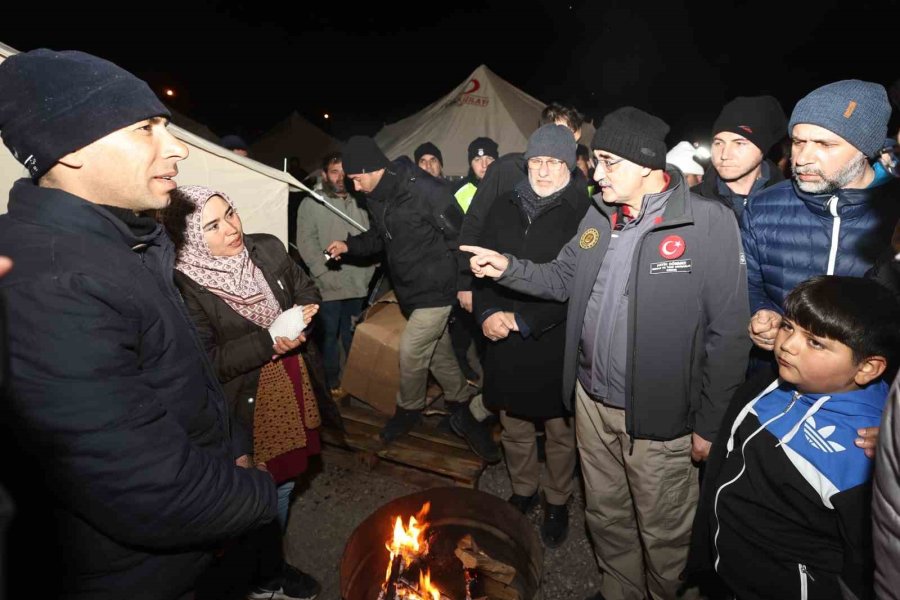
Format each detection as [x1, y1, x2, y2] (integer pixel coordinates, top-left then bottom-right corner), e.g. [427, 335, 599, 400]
[474, 180, 590, 418]
[0, 180, 277, 600]
[691, 159, 784, 220]
[345, 158, 463, 313]
[174, 234, 323, 437]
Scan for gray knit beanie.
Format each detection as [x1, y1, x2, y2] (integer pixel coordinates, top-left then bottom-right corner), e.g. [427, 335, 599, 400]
[788, 80, 890, 157]
[524, 124, 576, 170]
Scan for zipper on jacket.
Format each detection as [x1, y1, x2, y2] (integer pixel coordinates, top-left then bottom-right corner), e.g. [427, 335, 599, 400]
[825, 195, 840, 275]
[799, 563, 813, 600]
[382, 201, 392, 241]
[713, 392, 799, 569]
[277, 279, 284, 291]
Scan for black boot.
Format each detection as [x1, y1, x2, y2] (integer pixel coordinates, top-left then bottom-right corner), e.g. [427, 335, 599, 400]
[436, 400, 468, 434]
[379, 407, 422, 443]
[540, 502, 569, 548]
[508, 492, 538, 514]
[449, 405, 501, 463]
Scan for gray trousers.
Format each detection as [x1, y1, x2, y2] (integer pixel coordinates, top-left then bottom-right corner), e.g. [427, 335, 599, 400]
[397, 306, 469, 410]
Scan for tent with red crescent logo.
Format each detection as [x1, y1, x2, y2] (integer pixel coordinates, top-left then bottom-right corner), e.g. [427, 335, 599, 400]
[373, 64, 594, 178]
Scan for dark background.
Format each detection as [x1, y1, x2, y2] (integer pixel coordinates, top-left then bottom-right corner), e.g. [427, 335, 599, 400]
[4, 0, 898, 145]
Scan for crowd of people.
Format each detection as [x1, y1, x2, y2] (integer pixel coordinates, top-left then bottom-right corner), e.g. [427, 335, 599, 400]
[0, 46, 898, 600]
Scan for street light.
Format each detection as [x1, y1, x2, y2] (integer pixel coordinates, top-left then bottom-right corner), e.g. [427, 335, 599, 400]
[164, 88, 175, 98]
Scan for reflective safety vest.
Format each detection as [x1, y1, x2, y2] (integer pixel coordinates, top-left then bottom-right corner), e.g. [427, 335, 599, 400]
[455, 181, 477, 213]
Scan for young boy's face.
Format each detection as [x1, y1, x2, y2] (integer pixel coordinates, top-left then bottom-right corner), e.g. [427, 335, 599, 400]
[774, 317, 864, 394]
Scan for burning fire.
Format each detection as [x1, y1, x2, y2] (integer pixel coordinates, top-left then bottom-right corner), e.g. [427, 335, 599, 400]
[387, 502, 430, 568]
[380, 502, 447, 600]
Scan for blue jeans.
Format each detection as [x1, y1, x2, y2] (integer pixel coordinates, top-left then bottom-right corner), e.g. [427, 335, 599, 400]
[317, 297, 366, 389]
[276, 481, 294, 531]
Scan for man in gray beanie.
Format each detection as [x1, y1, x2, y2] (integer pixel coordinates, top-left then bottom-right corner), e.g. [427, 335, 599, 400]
[462, 107, 750, 599]
[0, 49, 277, 599]
[743, 80, 900, 359]
[454, 124, 590, 547]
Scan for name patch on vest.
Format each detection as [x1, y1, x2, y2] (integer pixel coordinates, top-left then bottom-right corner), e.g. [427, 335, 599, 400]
[650, 259, 692, 274]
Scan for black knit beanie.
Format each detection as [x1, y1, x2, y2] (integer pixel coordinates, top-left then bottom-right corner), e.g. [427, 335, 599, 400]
[0, 49, 169, 179]
[342, 136, 390, 175]
[591, 107, 670, 170]
[467, 137, 499, 162]
[712, 95, 787, 153]
[414, 141, 443, 165]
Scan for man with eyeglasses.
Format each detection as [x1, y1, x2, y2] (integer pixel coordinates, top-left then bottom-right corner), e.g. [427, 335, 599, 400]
[462, 107, 749, 600]
[450, 103, 587, 462]
[470, 124, 589, 548]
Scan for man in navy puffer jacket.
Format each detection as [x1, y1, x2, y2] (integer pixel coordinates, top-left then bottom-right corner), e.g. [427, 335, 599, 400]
[743, 79, 900, 352]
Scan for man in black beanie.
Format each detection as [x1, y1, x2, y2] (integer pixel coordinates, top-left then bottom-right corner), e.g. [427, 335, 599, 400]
[326, 136, 470, 443]
[0, 49, 277, 600]
[693, 95, 787, 218]
[462, 106, 749, 600]
[414, 141, 445, 179]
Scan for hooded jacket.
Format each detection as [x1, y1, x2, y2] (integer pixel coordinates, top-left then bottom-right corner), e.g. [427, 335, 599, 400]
[345, 158, 463, 313]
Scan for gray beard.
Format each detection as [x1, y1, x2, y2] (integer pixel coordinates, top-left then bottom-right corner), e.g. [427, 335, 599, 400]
[794, 154, 867, 194]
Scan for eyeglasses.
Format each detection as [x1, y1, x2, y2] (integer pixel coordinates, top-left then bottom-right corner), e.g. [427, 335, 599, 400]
[595, 157, 624, 171]
[527, 157, 566, 171]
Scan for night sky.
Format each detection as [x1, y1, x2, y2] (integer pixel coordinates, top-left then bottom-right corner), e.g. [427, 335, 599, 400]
[4, 0, 898, 146]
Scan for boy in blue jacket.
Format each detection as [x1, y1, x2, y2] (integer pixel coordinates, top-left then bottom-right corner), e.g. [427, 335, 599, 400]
[689, 275, 900, 600]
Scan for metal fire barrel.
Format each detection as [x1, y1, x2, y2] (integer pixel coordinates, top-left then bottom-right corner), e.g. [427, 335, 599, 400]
[340, 487, 543, 600]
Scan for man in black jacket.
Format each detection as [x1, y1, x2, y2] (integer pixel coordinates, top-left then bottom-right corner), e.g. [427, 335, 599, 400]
[463, 107, 749, 600]
[0, 49, 277, 600]
[692, 95, 787, 219]
[326, 136, 470, 442]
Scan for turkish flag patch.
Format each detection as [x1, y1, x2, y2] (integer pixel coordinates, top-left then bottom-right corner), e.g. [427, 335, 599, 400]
[659, 235, 686, 259]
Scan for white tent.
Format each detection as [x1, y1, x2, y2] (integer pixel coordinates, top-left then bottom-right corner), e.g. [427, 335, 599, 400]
[373, 65, 550, 177]
[0, 42, 301, 246]
[250, 111, 341, 175]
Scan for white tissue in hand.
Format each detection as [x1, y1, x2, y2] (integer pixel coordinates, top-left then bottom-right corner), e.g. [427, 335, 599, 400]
[269, 306, 306, 342]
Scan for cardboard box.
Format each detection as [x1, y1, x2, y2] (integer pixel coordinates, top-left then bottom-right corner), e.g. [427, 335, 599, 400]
[341, 292, 406, 415]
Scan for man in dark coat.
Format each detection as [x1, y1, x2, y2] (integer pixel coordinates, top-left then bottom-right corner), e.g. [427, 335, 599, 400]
[473, 124, 590, 548]
[451, 103, 587, 460]
[0, 49, 277, 600]
[463, 107, 750, 600]
[326, 136, 470, 442]
[692, 95, 787, 219]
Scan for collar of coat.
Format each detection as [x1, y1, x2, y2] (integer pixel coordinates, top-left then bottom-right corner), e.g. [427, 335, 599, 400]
[593, 167, 694, 228]
[790, 174, 899, 218]
[7, 177, 166, 251]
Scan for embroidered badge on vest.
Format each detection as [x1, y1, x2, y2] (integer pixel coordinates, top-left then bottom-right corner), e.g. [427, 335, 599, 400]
[659, 235, 686, 259]
[579, 228, 600, 249]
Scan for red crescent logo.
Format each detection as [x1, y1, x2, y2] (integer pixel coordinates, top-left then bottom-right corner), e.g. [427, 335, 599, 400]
[462, 78, 481, 95]
[659, 235, 686, 260]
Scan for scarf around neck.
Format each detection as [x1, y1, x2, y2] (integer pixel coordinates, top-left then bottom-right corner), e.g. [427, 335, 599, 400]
[169, 185, 282, 328]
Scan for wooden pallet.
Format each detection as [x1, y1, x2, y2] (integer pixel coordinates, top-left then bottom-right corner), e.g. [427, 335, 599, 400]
[321, 398, 486, 487]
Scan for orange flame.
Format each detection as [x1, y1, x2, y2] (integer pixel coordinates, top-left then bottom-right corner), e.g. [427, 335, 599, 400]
[381, 503, 444, 599]
[385, 502, 431, 568]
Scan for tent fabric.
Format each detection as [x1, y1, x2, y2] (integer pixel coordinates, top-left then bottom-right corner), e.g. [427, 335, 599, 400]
[374, 64, 551, 177]
[250, 111, 341, 175]
[0, 42, 300, 247]
[166, 105, 219, 144]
